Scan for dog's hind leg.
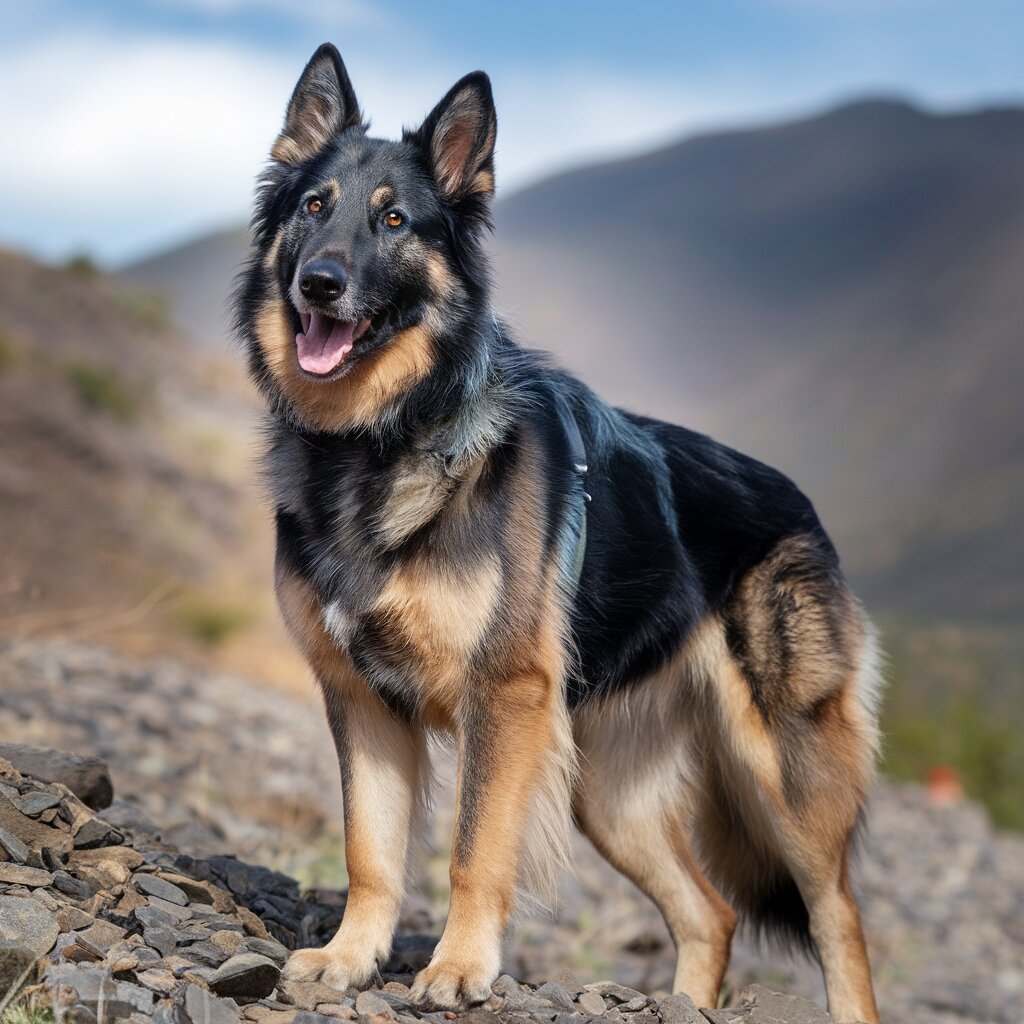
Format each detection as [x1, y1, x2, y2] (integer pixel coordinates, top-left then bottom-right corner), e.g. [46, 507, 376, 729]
[707, 538, 882, 1024]
[707, 655, 879, 1023]
[572, 663, 736, 1008]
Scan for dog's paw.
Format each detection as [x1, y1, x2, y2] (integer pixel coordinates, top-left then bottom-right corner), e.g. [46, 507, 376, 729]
[283, 946, 376, 990]
[410, 958, 496, 1010]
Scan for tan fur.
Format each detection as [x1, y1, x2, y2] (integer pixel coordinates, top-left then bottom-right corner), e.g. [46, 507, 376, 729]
[376, 455, 453, 550]
[255, 295, 435, 432]
[263, 229, 285, 272]
[277, 567, 430, 991]
[572, 627, 735, 1007]
[470, 167, 495, 196]
[371, 184, 395, 208]
[414, 656, 571, 1007]
[374, 554, 502, 721]
[570, 563, 879, 1023]
[272, 96, 340, 166]
[424, 250, 458, 299]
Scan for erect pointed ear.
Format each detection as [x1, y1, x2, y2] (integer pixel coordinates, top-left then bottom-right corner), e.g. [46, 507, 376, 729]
[414, 72, 497, 200]
[271, 43, 362, 166]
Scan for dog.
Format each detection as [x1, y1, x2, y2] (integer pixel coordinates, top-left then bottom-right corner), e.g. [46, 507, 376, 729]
[235, 43, 882, 1023]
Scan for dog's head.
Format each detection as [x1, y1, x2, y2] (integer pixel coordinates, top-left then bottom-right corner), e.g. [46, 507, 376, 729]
[238, 44, 497, 433]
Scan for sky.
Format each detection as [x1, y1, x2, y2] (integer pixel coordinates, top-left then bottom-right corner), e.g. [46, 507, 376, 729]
[1, 0, 1022, 266]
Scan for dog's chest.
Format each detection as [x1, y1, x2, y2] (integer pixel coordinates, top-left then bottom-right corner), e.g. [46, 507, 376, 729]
[273, 434, 503, 709]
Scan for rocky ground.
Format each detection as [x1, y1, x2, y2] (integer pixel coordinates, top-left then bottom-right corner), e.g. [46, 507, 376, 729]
[1, 637, 1022, 1023]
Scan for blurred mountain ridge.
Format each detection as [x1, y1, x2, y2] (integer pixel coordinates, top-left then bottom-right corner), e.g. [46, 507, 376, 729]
[121, 96, 1024, 629]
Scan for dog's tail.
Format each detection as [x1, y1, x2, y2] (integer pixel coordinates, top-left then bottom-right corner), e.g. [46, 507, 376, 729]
[694, 766, 815, 956]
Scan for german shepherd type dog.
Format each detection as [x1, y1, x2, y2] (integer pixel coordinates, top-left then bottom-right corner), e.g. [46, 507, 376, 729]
[236, 44, 882, 1023]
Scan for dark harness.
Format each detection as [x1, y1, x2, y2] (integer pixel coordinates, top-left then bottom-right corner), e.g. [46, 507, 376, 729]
[556, 403, 590, 590]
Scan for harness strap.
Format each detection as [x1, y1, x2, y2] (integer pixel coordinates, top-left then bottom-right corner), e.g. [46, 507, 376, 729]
[555, 403, 590, 590]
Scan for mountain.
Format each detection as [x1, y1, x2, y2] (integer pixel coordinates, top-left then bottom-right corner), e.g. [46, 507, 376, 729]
[491, 98, 1024, 628]
[121, 226, 249, 352]
[117, 98, 1024, 630]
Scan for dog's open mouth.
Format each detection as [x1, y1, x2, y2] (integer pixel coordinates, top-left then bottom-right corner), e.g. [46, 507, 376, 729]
[295, 312, 373, 376]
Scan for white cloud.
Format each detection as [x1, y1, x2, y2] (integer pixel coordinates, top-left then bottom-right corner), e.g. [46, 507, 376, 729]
[154, 0, 382, 28]
[0, 31, 719, 265]
[2, 25, 1009, 266]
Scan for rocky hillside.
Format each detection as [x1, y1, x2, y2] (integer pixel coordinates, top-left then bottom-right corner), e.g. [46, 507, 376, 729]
[0, 250, 302, 687]
[0, 743, 818, 1024]
[1, 639, 1022, 1024]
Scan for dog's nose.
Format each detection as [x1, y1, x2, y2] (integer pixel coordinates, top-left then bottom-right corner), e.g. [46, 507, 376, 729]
[299, 259, 347, 304]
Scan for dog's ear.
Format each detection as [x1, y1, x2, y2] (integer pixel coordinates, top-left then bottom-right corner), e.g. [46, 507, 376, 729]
[414, 72, 496, 201]
[271, 44, 362, 166]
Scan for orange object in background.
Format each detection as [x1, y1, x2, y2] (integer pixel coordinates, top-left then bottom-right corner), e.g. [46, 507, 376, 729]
[926, 765, 965, 806]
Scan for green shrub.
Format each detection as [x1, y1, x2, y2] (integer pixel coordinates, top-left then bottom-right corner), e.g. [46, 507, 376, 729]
[65, 362, 140, 422]
[882, 633, 1024, 831]
[177, 594, 253, 647]
[64, 252, 101, 278]
[114, 287, 170, 331]
[1, 993, 55, 1024]
[0, 330, 20, 373]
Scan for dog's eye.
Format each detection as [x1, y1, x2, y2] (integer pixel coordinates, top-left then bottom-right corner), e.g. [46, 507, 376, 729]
[384, 211, 403, 228]
[306, 197, 323, 214]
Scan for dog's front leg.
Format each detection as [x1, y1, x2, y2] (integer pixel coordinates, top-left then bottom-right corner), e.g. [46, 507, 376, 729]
[411, 670, 566, 1009]
[285, 685, 425, 990]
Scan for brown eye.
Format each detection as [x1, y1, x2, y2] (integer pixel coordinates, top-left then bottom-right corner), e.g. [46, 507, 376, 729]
[385, 210, 403, 228]
[306, 197, 322, 214]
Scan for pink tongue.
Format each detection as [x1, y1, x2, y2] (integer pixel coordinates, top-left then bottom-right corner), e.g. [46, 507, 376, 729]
[296, 312, 356, 375]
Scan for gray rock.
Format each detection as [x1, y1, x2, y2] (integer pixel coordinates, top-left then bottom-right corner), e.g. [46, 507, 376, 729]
[185, 940, 231, 967]
[577, 991, 608, 1017]
[147, 894, 194, 921]
[184, 982, 242, 1024]
[135, 872, 190, 906]
[0, 744, 113, 810]
[700, 986, 832, 1024]
[490, 973, 536, 1011]
[0, 863, 54, 887]
[0, 940, 38, 999]
[73, 817, 122, 849]
[587, 983, 649, 1005]
[208, 951, 281, 999]
[277, 978, 347, 1010]
[620, 996, 654, 1012]
[0, 894, 59, 956]
[243, 935, 289, 965]
[144, 925, 179, 957]
[44, 962, 155, 1018]
[384, 932, 436, 973]
[553, 970, 585, 998]
[293, 1013, 340, 1024]
[137, 904, 180, 930]
[355, 990, 395, 1017]
[56, 906, 96, 932]
[537, 981, 578, 1012]
[18, 792, 62, 816]
[657, 994, 703, 1024]
[76, 919, 126, 953]
[0, 824, 30, 864]
[136, 967, 178, 994]
[53, 871, 94, 900]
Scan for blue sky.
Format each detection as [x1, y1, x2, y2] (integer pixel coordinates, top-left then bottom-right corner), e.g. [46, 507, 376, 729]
[1, 0, 1022, 265]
